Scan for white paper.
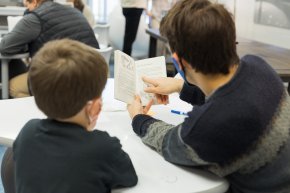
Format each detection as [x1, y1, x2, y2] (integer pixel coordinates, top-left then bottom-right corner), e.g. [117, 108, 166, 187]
[114, 50, 136, 104]
[135, 57, 167, 105]
[114, 50, 167, 105]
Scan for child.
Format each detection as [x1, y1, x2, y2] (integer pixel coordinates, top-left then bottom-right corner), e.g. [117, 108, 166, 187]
[12, 39, 137, 193]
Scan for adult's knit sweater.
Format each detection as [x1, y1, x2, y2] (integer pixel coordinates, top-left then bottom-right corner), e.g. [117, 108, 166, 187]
[132, 55, 290, 193]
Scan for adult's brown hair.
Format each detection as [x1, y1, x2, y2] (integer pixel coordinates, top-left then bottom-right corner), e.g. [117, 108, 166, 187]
[29, 39, 108, 119]
[160, 0, 239, 75]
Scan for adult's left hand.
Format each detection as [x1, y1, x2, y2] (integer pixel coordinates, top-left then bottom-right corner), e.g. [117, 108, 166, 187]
[127, 95, 153, 119]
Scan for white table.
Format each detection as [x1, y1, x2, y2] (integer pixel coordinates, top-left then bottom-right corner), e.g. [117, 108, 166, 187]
[0, 6, 26, 34]
[0, 79, 229, 193]
[0, 7, 26, 16]
[0, 53, 29, 99]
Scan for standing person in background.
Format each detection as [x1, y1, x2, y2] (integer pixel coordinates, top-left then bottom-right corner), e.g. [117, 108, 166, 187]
[0, 0, 99, 98]
[148, 0, 179, 61]
[67, 0, 96, 27]
[150, 0, 178, 28]
[121, 0, 147, 56]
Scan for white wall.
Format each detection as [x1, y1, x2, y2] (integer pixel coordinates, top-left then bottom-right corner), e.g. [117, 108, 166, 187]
[87, 0, 119, 23]
[219, 0, 290, 49]
[87, 0, 149, 58]
[88, 0, 290, 50]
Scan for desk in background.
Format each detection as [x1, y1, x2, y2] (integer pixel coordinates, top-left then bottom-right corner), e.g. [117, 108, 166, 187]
[146, 28, 167, 58]
[146, 28, 290, 93]
[237, 38, 290, 85]
[0, 78, 229, 193]
[0, 6, 25, 34]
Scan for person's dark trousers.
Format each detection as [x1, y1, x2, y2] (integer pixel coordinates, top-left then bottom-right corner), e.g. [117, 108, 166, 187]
[1, 148, 15, 193]
[0, 59, 28, 80]
[0, 59, 28, 99]
[122, 8, 143, 56]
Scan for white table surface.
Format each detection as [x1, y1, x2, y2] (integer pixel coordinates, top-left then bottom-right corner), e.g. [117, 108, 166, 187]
[0, 79, 229, 193]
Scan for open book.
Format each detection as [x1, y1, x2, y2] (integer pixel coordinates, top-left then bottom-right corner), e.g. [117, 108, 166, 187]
[114, 50, 167, 105]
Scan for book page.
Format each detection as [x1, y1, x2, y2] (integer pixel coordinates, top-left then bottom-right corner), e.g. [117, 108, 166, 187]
[135, 56, 167, 105]
[114, 50, 136, 103]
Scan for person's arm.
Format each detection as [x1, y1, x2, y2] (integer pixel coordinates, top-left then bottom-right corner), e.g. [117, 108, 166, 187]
[143, 76, 183, 104]
[0, 13, 41, 55]
[143, 76, 184, 95]
[127, 91, 209, 166]
[179, 83, 205, 105]
[142, 76, 205, 105]
[106, 137, 138, 188]
[132, 114, 209, 166]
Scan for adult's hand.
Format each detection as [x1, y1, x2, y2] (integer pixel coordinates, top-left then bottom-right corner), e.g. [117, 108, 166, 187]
[127, 95, 153, 119]
[142, 76, 184, 104]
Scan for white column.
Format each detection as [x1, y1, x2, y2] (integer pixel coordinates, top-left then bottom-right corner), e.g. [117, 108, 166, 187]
[97, 0, 107, 24]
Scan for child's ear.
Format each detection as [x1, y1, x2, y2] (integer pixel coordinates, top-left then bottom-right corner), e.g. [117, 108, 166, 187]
[85, 97, 102, 131]
[88, 97, 102, 119]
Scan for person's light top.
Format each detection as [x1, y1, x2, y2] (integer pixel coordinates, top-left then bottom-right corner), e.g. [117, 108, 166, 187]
[121, 0, 147, 9]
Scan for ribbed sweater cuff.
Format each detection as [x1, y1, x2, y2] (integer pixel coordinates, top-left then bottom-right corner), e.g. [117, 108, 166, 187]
[179, 83, 192, 102]
[132, 114, 153, 137]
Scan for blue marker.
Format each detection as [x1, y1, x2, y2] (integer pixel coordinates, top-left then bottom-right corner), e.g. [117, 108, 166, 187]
[171, 110, 188, 116]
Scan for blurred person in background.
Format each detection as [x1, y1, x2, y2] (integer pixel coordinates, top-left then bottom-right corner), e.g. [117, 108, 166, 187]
[149, 0, 178, 28]
[0, 0, 99, 98]
[121, 0, 147, 56]
[67, 0, 95, 27]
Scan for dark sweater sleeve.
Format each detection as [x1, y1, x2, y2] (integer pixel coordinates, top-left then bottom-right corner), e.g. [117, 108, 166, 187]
[132, 114, 156, 137]
[0, 13, 41, 55]
[179, 83, 205, 105]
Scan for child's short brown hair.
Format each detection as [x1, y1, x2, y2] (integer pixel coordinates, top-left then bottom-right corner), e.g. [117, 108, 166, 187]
[29, 39, 108, 119]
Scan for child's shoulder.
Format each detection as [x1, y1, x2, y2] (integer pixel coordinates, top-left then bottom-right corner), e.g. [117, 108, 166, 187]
[21, 118, 42, 130]
[88, 130, 123, 152]
[91, 130, 120, 144]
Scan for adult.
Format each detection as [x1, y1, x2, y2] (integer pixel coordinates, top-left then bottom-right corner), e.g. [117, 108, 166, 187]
[121, 0, 147, 56]
[0, 0, 99, 98]
[149, 0, 178, 28]
[127, 0, 290, 193]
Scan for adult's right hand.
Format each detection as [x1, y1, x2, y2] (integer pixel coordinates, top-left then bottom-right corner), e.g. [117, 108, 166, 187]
[142, 76, 184, 104]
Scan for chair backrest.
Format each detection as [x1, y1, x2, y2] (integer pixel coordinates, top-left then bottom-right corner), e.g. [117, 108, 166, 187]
[97, 46, 113, 64]
[96, 46, 113, 77]
[93, 24, 110, 48]
[7, 16, 23, 32]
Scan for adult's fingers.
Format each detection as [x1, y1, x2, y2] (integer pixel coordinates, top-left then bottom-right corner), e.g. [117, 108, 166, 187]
[144, 99, 154, 114]
[142, 76, 159, 87]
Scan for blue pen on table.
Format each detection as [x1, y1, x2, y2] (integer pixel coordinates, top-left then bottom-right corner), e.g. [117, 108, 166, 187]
[170, 110, 188, 116]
